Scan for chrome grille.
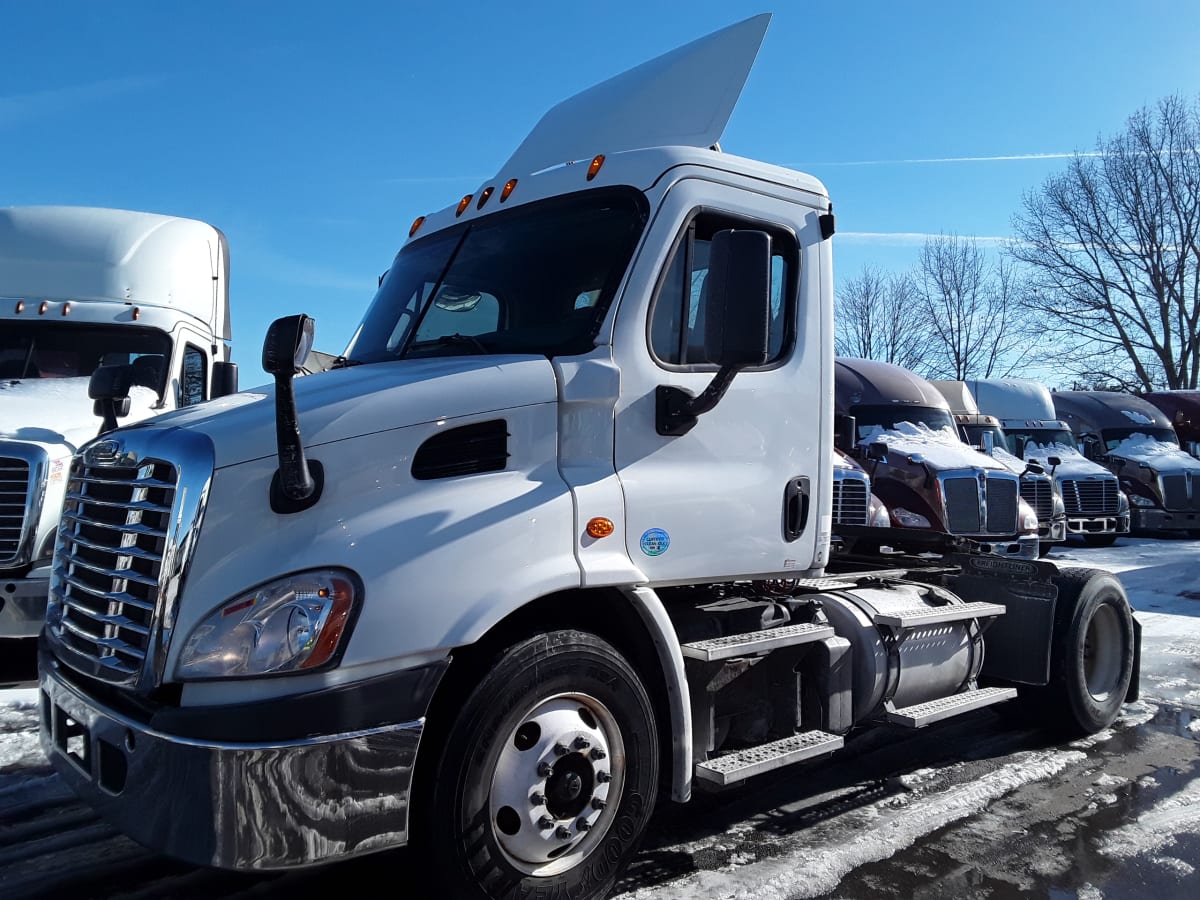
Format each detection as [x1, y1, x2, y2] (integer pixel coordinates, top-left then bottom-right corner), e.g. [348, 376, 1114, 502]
[985, 478, 1018, 533]
[943, 477, 981, 533]
[832, 472, 870, 526]
[1060, 477, 1120, 515]
[52, 456, 177, 681]
[1020, 477, 1054, 522]
[0, 456, 30, 565]
[1160, 473, 1200, 511]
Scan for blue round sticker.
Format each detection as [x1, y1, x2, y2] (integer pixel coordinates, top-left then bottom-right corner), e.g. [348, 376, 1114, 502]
[640, 528, 670, 557]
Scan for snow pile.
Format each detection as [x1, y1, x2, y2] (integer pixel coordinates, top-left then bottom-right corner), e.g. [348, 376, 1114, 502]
[1107, 434, 1200, 472]
[1023, 440, 1086, 462]
[1122, 409, 1156, 425]
[1099, 775, 1200, 860]
[0, 377, 160, 451]
[859, 421, 1007, 471]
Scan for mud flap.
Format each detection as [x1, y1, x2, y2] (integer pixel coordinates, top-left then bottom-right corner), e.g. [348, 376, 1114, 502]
[1126, 615, 1142, 702]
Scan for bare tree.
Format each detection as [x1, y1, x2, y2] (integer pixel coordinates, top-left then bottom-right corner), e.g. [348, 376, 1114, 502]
[834, 266, 935, 373]
[1010, 93, 1200, 390]
[917, 234, 1037, 379]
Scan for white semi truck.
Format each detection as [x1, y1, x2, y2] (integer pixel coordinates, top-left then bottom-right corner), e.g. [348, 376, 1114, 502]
[0, 206, 238, 639]
[962, 378, 1131, 546]
[37, 16, 1140, 900]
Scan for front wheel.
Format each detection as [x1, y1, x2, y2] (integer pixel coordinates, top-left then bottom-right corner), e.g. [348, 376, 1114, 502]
[418, 630, 659, 899]
[1082, 534, 1117, 548]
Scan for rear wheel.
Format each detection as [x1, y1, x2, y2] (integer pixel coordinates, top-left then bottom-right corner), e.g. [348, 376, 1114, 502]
[1033, 568, 1136, 735]
[418, 629, 659, 899]
[1082, 534, 1117, 548]
[1038, 541, 1056, 558]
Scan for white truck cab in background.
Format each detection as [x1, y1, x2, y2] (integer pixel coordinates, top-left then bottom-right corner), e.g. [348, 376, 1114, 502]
[0, 206, 237, 638]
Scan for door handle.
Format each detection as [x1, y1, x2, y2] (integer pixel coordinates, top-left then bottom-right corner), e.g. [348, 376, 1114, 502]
[784, 476, 810, 542]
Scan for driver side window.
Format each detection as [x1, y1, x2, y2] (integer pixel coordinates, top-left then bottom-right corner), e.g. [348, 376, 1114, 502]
[649, 213, 795, 368]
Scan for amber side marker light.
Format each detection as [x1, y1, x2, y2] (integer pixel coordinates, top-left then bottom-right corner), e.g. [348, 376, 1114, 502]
[62, 302, 71, 316]
[586, 517, 615, 539]
[500, 179, 518, 202]
[456, 194, 473, 217]
[476, 186, 494, 209]
[586, 154, 605, 181]
[409, 216, 426, 237]
[132, 306, 140, 321]
[39, 301, 49, 315]
[14, 300, 24, 314]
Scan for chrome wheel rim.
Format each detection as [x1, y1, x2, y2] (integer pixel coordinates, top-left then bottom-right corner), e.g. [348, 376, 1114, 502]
[1084, 604, 1122, 701]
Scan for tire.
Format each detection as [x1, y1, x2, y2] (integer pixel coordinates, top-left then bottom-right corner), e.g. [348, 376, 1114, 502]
[1038, 542, 1056, 558]
[1082, 534, 1117, 548]
[1034, 568, 1136, 735]
[417, 630, 659, 899]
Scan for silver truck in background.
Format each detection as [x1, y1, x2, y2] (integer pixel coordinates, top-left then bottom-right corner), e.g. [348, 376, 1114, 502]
[963, 378, 1130, 547]
[931, 379, 1066, 556]
[0, 206, 238, 639]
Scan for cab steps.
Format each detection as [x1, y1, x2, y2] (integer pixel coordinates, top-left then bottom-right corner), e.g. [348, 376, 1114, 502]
[873, 601, 1006, 630]
[694, 729, 844, 786]
[681, 621, 834, 662]
[884, 686, 1018, 728]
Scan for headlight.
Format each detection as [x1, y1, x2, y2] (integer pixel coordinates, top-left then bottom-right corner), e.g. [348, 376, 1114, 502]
[1052, 492, 1065, 516]
[177, 569, 359, 680]
[1018, 498, 1039, 532]
[891, 507, 931, 528]
[1127, 493, 1156, 508]
[1118, 491, 1130, 512]
[870, 497, 891, 527]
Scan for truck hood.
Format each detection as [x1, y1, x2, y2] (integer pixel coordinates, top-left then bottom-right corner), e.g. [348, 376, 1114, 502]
[138, 356, 560, 469]
[859, 421, 1008, 472]
[1106, 434, 1200, 474]
[1018, 442, 1113, 479]
[0, 376, 160, 454]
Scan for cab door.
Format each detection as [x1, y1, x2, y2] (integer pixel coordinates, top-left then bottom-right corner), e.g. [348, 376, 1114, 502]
[610, 177, 830, 584]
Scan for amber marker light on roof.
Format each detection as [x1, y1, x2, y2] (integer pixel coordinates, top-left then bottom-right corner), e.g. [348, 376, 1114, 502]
[476, 186, 494, 209]
[39, 301, 48, 314]
[14, 301, 24, 313]
[456, 194, 473, 217]
[409, 216, 425, 237]
[586, 517, 615, 539]
[586, 154, 605, 180]
[132, 307, 140, 321]
[62, 302, 71, 316]
[500, 179, 518, 202]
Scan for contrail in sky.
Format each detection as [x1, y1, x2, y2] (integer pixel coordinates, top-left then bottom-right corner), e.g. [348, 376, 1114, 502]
[837, 232, 1015, 246]
[794, 151, 1105, 167]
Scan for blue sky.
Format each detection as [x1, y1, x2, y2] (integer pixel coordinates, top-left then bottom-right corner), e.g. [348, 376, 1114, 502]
[4, 1, 1199, 380]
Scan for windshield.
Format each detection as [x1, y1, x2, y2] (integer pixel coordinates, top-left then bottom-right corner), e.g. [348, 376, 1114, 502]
[344, 187, 648, 364]
[852, 404, 957, 440]
[0, 321, 172, 396]
[1101, 427, 1179, 451]
[1005, 427, 1078, 456]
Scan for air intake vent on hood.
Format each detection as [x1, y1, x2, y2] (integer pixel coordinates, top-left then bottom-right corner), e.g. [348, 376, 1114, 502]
[412, 420, 510, 480]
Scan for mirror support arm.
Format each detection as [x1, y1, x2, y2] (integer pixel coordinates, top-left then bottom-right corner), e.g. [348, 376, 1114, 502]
[656, 366, 738, 436]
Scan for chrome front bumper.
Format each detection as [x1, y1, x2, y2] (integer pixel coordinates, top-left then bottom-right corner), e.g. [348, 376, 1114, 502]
[975, 533, 1040, 560]
[1066, 514, 1129, 536]
[39, 663, 431, 871]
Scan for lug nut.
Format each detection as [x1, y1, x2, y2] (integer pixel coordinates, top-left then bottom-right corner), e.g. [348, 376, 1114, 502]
[572, 736, 590, 750]
[591, 797, 606, 811]
[553, 743, 570, 757]
[530, 791, 545, 806]
[590, 747, 607, 761]
[538, 816, 554, 829]
[596, 771, 612, 784]
[555, 825, 573, 840]
[576, 817, 591, 831]
[537, 761, 553, 777]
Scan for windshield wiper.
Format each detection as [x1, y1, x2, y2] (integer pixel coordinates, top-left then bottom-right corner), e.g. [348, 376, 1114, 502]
[406, 333, 490, 356]
[328, 355, 362, 369]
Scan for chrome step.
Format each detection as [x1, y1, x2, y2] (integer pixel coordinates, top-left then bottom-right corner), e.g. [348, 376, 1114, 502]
[681, 622, 835, 662]
[694, 730, 844, 786]
[873, 601, 1006, 630]
[885, 686, 1018, 727]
